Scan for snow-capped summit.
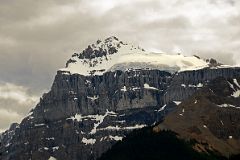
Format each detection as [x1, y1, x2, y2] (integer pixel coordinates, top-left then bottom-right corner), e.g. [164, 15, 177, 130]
[66, 36, 145, 64]
[60, 36, 210, 75]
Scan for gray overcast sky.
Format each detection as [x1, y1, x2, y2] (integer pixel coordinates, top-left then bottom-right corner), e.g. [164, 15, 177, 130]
[0, 0, 240, 132]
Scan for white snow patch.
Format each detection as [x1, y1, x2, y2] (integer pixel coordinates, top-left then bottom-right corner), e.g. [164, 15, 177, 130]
[144, 83, 158, 90]
[67, 114, 82, 122]
[34, 123, 45, 127]
[188, 83, 203, 88]
[179, 107, 185, 116]
[27, 111, 33, 117]
[98, 124, 146, 131]
[52, 146, 59, 152]
[233, 79, 240, 88]
[5, 143, 11, 147]
[158, 104, 166, 112]
[212, 65, 239, 69]
[46, 137, 55, 140]
[66, 110, 117, 134]
[100, 125, 121, 130]
[24, 142, 29, 145]
[82, 137, 96, 145]
[232, 90, 240, 98]
[229, 136, 233, 139]
[105, 110, 116, 115]
[174, 101, 182, 105]
[48, 156, 57, 160]
[131, 86, 140, 91]
[87, 95, 99, 101]
[227, 80, 240, 98]
[89, 110, 117, 134]
[62, 71, 70, 75]
[109, 135, 123, 141]
[73, 114, 82, 121]
[197, 83, 203, 88]
[60, 38, 209, 76]
[68, 111, 116, 125]
[89, 115, 106, 134]
[124, 124, 146, 130]
[228, 81, 235, 90]
[203, 125, 207, 128]
[217, 104, 240, 109]
[194, 100, 198, 104]
[181, 84, 186, 88]
[115, 120, 126, 124]
[100, 137, 108, 142]
[121, 86, 127, 92]
[85, 80, 91, 84]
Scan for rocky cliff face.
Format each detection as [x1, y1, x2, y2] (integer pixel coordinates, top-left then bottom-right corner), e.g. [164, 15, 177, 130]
[1, 67, 239, 160]
[0, 37, 240, 160]
[164, 68, 240, 102]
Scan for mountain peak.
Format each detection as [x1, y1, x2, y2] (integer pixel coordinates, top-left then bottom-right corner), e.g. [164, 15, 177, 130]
[61, 37, 222, 76]
[104, 36, 119, 43]
[65, 36, 145, 69]
[71, 36, 144, 59]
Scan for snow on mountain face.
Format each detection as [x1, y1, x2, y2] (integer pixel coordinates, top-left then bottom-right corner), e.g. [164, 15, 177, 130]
[60, 36, 209, 75]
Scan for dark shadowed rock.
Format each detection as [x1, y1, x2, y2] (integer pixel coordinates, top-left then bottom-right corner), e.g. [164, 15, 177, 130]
[0, 67, 240, 160]
[1, 36, 240, 160]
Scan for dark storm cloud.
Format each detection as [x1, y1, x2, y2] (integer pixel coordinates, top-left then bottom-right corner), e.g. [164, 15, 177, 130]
[0, 0, 240, 131]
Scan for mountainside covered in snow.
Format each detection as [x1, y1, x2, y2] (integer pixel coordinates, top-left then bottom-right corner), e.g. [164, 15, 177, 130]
[61, 36, 216, 75]
[0, 37, 240, 160]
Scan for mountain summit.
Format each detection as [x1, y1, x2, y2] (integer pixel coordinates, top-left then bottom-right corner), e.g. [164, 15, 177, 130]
[0, 37, 240, 160]
[61, 36, 210, 75]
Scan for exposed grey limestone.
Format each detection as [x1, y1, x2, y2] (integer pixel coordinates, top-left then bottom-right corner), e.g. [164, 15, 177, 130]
[1, 67, 240, 160]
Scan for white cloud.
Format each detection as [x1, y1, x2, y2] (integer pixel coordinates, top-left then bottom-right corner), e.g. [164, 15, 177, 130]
[0, 83, 38, 132]
[0, 83, 37, 104]
[0, 108, 22, 133]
